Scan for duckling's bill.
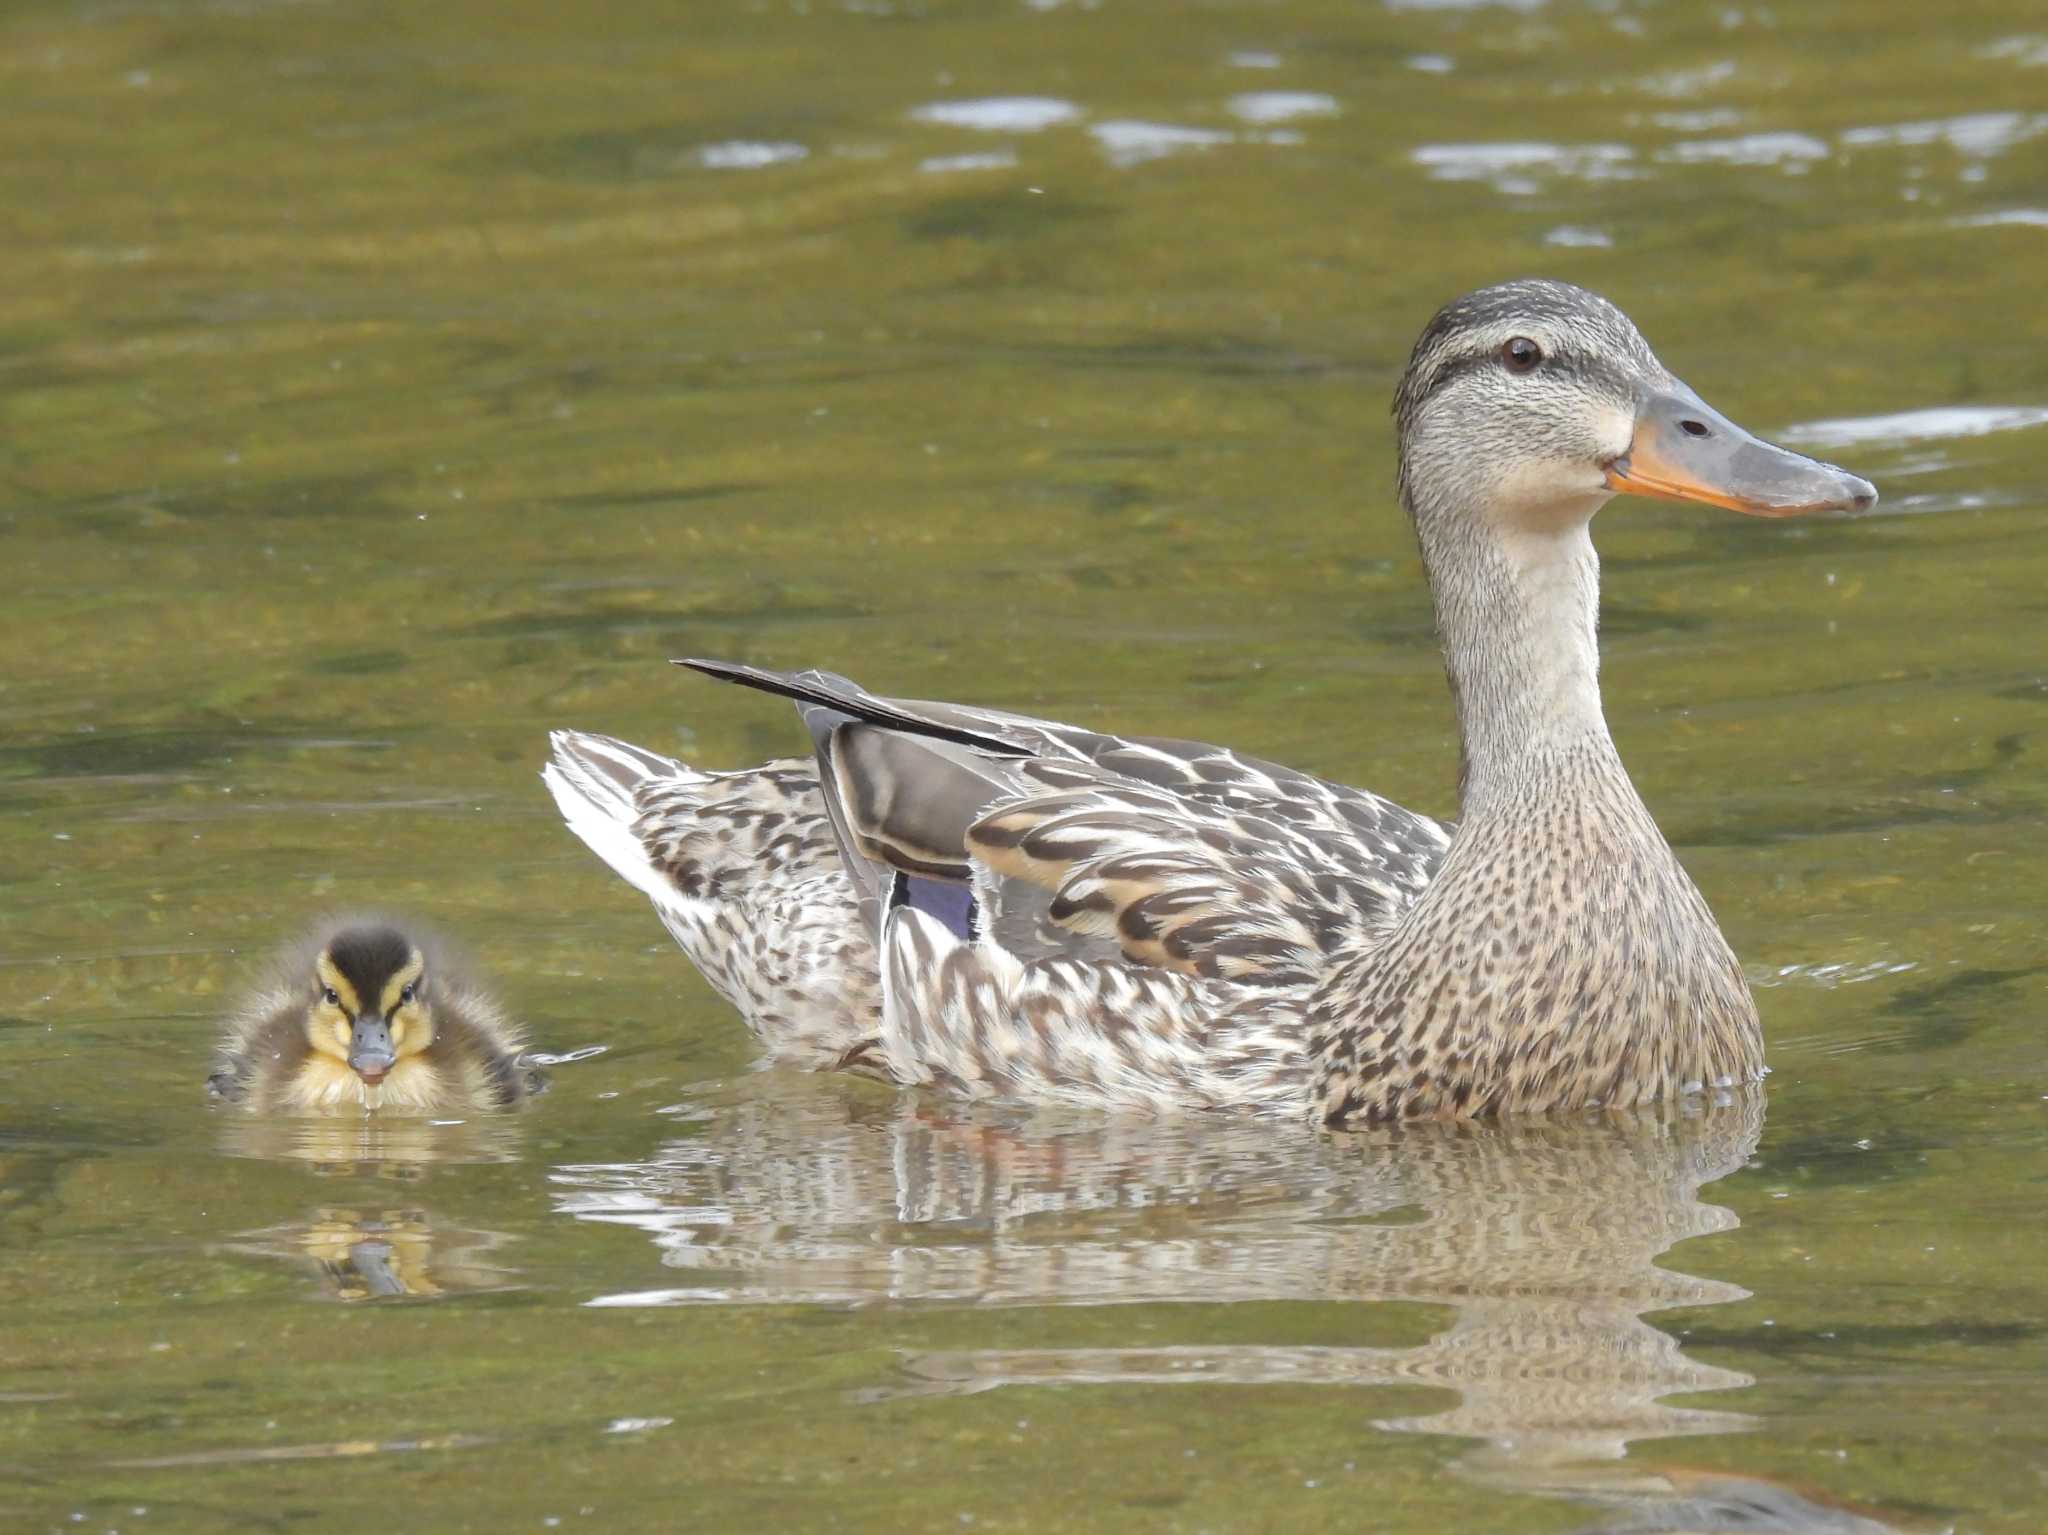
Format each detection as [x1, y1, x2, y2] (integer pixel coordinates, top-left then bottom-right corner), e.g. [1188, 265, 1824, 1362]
[348, 1012, 398, 1084]
[1604, 381, 1877, 518]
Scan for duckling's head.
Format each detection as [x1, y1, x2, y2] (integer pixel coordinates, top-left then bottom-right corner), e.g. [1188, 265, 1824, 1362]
[1394, 278, 1875, 538]
[304, 925, 437, 1089]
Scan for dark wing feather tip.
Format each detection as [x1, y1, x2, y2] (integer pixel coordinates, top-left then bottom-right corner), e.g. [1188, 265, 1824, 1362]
[678, 657, 1026, 757]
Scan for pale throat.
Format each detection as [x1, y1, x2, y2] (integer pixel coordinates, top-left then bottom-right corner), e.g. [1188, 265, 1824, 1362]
[1418, 485, 1617, 810]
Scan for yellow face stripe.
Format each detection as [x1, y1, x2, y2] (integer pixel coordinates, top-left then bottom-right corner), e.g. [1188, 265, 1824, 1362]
[379, 951, 425, 1017]
[315, 952, 362, 1016]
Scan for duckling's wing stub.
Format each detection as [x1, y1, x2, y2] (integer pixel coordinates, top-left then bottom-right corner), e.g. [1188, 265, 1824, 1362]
[479, 1047, 538, 1106]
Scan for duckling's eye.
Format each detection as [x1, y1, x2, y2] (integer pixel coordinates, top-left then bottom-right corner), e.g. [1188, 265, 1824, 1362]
[400, 982, 416, 1004]
[1501, 336, 1543, 374]
[321, 986, 340, 1007]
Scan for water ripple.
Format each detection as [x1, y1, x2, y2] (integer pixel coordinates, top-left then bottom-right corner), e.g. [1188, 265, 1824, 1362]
[1412, 141, 1634, 194]
[696, 140, 808, 170]
[1841, 111, 2048, 156]
[911, 97, 1082, 132]
[1781, 404, 2048, 449]
[1384, 0, 1545, 11]
[1980, 35, 2048, 67]
[1957, 208, 2048, 229]
[918, 150, 1018, 175]
[1227, 91, 1338, 125]
[1660, 131, 1829, 169]
[1090, 120, 1232, 168]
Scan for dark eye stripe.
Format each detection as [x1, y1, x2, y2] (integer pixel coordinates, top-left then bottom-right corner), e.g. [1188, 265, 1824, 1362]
[1400, 344, 1611, 423]
[1401, 352, 1493, 414]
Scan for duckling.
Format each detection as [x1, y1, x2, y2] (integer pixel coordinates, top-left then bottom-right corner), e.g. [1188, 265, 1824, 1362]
[208, 923, 541, 1115]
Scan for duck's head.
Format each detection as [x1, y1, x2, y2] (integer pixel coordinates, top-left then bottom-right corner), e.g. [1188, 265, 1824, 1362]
[1394, 278, 1876, 536]
[303, 925, 436, 1088]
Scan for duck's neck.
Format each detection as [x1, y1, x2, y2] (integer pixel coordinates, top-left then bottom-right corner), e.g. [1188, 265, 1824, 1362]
[1308, 479, 1764, 1121]
[1411, 481, 1617, 814]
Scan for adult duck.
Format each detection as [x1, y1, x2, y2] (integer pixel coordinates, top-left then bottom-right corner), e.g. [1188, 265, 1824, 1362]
[543, 279, 1875, 1125]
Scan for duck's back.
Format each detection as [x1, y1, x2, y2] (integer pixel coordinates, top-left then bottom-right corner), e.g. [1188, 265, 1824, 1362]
[544, 666, 1456, 1104]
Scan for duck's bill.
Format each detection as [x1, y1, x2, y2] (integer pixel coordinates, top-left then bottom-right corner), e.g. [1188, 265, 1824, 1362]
[1605, 383, 1877, 518]
[349, 1015, 397, 1082]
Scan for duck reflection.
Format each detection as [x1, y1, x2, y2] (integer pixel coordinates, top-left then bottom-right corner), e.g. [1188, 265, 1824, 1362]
[552, 1075, 1752, 1317]
[216, 1109, 528, 1173]
[552, 1077, 1909, 1533]
[228, 1206, 519, 1301]
[216, 1114, 528, 1301]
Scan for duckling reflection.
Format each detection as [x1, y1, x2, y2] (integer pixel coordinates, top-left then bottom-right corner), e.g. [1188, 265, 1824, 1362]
[209, 922, 542, 1115]
[215, 1109, 529, 1171]
[553, 1079, 1907, 1534]
[227, 1207, 519, 1301]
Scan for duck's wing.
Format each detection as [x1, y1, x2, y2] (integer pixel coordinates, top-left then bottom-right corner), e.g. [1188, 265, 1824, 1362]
[964, 756, 1450, 985]
[790, 726, 1329, 1112]
[687, 658, 1451, 848]
[685, 659, 1454, 987]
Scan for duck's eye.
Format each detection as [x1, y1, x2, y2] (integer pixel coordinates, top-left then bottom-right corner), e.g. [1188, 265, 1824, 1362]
[1501, 336, 1543, 373]
[321, 986, 340, 1007]
[400, 982, 416, 1004]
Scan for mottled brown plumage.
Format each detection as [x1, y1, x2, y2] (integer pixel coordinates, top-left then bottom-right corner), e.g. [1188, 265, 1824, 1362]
[208, 922, 539, 1116]
[544, 280, 1875, 1124]
[542, 736, 883, 1066]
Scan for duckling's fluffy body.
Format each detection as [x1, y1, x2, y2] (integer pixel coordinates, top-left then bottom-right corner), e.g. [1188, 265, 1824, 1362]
[209, 923, 537, 1116]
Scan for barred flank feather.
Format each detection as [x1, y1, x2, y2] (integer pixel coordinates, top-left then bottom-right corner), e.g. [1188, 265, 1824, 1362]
[879, 908, 1309, 1114]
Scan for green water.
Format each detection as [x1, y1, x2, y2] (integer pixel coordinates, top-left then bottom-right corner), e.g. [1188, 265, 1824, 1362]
[5, 0, 2048, 1528]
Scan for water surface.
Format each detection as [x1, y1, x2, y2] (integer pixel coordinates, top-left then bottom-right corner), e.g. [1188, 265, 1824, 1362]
[5, 0, 2048, 1529]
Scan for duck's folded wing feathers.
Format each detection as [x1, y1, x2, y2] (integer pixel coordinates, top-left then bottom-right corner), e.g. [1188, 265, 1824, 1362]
[683, 658, 1456, 986]
[825, 733, 1427, 988]
[1034, 733, 1456, 895]
[966, 773, 1422, 988]
[685, 657, 1454, 889]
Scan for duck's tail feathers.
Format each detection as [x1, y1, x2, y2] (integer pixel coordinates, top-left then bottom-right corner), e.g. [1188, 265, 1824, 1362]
[542, 729, 702, 905]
